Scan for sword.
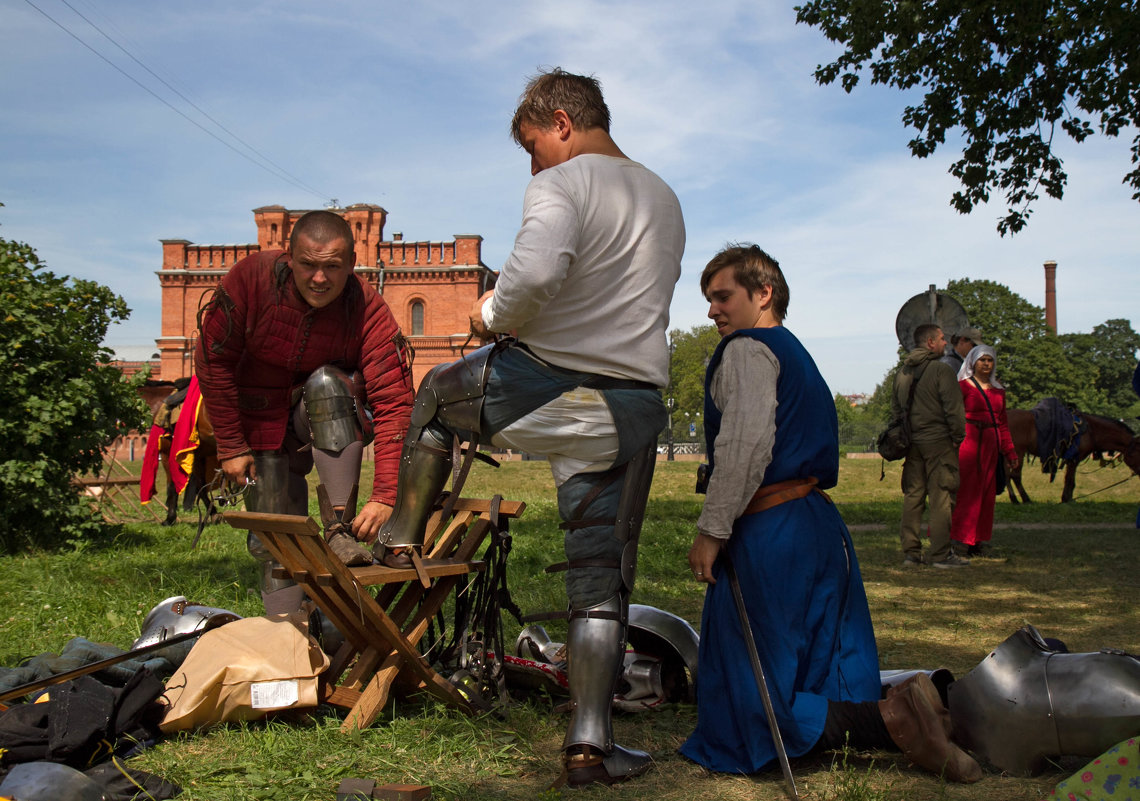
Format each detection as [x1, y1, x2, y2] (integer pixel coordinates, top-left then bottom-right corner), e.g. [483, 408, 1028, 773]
[0, 624, 222, 707]
[722, 553, 799, 801]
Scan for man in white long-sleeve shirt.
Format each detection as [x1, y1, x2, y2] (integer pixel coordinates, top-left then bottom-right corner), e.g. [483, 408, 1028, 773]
[376, 68, 685, 788]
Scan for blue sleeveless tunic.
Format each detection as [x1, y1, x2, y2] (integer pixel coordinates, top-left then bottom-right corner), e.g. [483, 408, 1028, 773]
[680, 328, 881, 773]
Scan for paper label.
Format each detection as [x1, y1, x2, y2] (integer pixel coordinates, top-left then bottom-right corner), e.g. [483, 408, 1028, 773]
[249, 680, 299, 709]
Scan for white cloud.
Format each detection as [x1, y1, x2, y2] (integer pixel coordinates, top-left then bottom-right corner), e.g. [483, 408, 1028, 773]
[2, 0, 1135, 393]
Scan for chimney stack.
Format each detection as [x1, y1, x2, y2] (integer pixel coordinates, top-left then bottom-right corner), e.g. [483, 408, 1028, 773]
[1043, 260, 1057, 334]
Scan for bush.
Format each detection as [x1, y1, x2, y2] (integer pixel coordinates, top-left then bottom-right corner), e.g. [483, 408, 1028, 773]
[0, 231, 147, 551]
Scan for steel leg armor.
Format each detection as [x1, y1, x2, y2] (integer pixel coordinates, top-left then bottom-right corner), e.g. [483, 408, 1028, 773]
[948, 625, 1140, 776]
[247, 451, 308, 614]
[376, 344, 496, 551]
[564, 597, 626, 754]
[513, 603, 699, 708]
[559, 445, 657, 786]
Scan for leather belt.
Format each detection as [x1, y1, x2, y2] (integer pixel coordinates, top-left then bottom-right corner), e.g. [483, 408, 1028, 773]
[743, 477, 824, 516]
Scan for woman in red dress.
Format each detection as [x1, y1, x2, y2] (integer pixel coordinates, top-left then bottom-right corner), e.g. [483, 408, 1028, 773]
[951, 345, 1019, 556]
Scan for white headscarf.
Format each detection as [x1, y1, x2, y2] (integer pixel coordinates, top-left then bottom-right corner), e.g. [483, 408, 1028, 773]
[957, 343, 1004, 389]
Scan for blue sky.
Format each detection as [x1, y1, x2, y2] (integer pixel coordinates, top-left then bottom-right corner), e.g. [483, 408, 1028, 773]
[3, 0, 1137, 395]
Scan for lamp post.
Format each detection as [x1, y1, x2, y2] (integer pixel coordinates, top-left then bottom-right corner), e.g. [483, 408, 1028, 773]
[665, 339, 677, 461]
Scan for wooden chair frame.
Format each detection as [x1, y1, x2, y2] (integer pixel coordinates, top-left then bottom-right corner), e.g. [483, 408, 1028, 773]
[77, 437, 168, 524]
[223, 496, 524, 730]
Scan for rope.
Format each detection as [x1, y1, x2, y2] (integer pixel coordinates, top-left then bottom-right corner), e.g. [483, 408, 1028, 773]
[1069, 472, 1138, 501]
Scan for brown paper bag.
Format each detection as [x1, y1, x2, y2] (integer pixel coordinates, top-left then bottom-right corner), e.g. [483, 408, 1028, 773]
[159, 611, 329, 732]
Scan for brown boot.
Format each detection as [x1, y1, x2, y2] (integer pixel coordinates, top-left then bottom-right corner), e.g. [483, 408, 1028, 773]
[879, 673, 982, 783]
[372, 542, 413, 570]
[326, 525, 372, 566]
[317, 484, 372, 567]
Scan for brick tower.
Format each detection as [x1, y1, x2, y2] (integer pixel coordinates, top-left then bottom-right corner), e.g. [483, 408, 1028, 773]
[155, 203, 495, 387]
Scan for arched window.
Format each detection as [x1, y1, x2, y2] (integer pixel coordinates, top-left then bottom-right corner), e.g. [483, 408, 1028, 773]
[411, 302, 424, 335]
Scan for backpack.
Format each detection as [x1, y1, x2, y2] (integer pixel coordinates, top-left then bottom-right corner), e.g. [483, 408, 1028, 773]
[876, 362, 929, 461]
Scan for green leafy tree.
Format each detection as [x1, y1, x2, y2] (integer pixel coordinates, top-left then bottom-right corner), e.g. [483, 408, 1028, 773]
[943, 278, 1107, 410]
[834, 393, 883, 451]
[863, 367, 897, 426]
[833, 365, 899, 452]
[0, 229, 148, 551]
[795, 0, 1140, 235]
[666, 325, 721, 445]
[1059, 319, 1140, 419]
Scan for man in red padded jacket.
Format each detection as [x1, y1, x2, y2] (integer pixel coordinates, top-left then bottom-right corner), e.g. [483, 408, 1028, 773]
[195, 210, 413, 615]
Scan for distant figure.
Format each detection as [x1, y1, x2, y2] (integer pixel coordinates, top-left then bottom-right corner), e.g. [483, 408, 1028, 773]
[894, 324, 967, 568]
[951, 345, 1018, 556]
[940, 325, 983, 373]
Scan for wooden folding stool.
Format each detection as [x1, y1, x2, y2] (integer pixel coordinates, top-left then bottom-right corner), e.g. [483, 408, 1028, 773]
[223, 495, 524, 731]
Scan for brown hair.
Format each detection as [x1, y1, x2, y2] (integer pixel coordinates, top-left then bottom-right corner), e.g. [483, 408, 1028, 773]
[700, 243, 789, 321]
[510, 68, 611, 145]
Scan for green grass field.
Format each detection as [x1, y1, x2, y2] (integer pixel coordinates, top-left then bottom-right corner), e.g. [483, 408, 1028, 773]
[2, 457, 1138, 800]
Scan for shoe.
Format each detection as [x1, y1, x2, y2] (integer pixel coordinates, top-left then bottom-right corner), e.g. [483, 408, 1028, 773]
[902, 554, 923, 568]
[317, 483, 371, 566]
[382, 548, 414, 570]
[879, 674, 982, 783]
[326, 527, 372, 566]
[967, 543, 993, 557]
[558, 744, 653, 789]
[370, 539, 416, 569]
[932, 552, 970, 569]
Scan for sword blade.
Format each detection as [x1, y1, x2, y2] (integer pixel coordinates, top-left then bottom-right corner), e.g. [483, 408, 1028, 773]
[723, 554, 799, 801]
[0, 625, 215, 706]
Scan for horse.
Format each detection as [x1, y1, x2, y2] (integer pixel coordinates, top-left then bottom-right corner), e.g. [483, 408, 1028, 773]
[1005, 408, 1140, 503]
[141, 379, 224, 527]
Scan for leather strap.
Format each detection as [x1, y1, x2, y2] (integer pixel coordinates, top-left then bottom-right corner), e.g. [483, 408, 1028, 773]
[743, 477, 824, 516]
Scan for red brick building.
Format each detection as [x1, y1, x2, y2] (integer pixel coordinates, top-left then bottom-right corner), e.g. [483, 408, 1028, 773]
[154, 203, 495, 387]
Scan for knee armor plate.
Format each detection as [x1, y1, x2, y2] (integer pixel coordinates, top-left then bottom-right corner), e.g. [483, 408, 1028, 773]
[411, 341, 497, 435]
[303, 365, 373, 452]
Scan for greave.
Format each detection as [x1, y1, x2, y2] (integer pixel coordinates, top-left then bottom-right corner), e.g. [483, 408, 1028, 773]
[247, 452, 308, 612]
[563, 595, 626, 754]
[247, 452, 308, 516]
[374, 422, 452, 552]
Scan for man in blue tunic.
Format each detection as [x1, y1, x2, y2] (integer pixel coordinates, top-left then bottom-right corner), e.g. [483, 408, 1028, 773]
[681, 244, 981, 783]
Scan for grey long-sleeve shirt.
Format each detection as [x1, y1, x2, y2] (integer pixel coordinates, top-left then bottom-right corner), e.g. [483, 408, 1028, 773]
[697, 336, 780, 540]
